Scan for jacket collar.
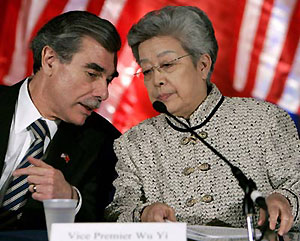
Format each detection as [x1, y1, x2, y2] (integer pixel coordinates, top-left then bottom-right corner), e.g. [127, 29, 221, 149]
[164, 83, 224, 131]
[0, 81, 24, 172]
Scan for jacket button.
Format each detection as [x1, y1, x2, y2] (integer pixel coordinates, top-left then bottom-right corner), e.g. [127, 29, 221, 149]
[199, 163, 211, 171]
[199, 131, 208, 139]
[180, 137, 190, 145]
[186, 198, 197, 207]
[182, 167, 195, 176]
[189, 135, 198, 144]
[201, 195, 213, 203]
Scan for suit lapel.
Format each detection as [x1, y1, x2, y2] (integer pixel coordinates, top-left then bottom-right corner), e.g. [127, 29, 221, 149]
[0, 82, 23, 173]
[43, 120, 104, 185]
[43, 122, 83, 183]
[43, 115, 108, 185]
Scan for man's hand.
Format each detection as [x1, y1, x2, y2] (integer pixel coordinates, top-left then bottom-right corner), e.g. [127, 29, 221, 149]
[258, 193, 293, 235]
[13, 156, 73, 201]
[141, 202, 176, 222]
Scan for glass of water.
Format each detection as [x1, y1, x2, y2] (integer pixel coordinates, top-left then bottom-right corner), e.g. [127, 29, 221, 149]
[43, 199, 77, 240]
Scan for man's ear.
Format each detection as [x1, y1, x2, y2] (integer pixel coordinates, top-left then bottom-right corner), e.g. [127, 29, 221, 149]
[41, 46, 57, 76]
[197, 53, 212, 80]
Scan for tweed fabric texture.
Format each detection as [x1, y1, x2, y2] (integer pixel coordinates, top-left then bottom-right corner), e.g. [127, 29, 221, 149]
[108, 84, 300, 228]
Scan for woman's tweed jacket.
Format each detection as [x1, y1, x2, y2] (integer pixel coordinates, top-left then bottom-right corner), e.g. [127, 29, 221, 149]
[107, 84, 300, 228]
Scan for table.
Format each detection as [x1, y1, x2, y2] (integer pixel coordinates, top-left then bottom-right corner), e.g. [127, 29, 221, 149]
[0, 230, 48, 241]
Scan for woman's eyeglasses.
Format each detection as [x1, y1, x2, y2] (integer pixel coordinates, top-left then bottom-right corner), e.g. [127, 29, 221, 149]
[134, 54, 191, 80]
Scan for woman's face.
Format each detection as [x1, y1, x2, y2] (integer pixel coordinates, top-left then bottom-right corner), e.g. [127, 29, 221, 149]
[138, 36, 211, 118]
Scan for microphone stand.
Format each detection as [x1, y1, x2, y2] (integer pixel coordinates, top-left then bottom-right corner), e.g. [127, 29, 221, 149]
[244, 185, 256, 241]
[154, 102, 261, 241]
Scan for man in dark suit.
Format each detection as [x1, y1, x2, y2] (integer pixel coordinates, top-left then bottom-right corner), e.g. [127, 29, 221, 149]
[0, 11, 121, 230]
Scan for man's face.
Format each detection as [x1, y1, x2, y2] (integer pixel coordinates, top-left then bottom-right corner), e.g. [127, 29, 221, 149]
[44, 36, 116, 125]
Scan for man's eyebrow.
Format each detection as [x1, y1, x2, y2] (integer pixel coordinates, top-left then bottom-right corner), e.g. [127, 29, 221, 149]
[84, 63, 104, 73]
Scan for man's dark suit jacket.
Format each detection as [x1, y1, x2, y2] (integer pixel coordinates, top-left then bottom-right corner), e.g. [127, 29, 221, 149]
[0, 80, 121, 230]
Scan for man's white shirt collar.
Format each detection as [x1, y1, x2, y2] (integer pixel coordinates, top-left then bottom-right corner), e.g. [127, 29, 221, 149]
[14, 78, 58, 138]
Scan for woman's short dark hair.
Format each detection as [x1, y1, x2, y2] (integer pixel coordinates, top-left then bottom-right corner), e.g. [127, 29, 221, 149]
[127, 6, 218, 82]
[31, 11, 121, 74]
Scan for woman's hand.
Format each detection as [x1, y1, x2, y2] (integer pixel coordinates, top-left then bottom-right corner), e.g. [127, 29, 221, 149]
[258, 193, 293, 235]
[141, 202, 177, 222]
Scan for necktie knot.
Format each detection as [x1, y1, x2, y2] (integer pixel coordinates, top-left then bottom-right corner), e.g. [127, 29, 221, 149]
[29, 119, 49, 141]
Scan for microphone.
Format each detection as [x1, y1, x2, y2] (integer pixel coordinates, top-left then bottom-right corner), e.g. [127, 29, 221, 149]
[153, 100, 267, 211]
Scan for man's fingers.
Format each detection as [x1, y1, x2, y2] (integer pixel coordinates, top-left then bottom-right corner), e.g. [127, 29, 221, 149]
[27, 175, 54, 185]
[27, 156, 50, 167]
[30, 184, 56, 201]
[13, 166, 50, 177]
[31, 192, 51, 202]
[13, 158, 54, 177]
[12, 157, 72, 200]
[28, 184, 36, 193]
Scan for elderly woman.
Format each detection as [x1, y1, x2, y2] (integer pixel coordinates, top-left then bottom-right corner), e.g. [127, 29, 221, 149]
[106, 6, 300, 235]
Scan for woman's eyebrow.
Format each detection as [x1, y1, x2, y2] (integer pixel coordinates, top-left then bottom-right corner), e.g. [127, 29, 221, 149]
[139, 50, 177, 64]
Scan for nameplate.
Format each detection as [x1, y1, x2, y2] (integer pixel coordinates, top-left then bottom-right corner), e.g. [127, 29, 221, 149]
[51, 222, 186, 241]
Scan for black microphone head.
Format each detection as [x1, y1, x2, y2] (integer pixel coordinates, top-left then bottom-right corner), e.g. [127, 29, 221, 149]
[153, 101, 168, 114]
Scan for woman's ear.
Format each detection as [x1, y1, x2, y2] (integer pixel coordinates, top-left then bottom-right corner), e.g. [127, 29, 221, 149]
[41, 46, 57, 76]
[197, 53, 212, 80]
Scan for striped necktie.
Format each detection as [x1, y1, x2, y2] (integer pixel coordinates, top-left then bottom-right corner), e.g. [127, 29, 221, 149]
[0, 119, 49, 219]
